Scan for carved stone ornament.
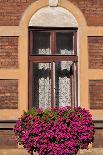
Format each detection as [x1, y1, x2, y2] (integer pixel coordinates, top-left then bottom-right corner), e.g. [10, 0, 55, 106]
[49, 0, 59, 7]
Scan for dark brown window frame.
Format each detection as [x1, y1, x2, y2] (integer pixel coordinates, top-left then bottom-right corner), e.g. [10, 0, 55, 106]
[28, 27, 78, 109]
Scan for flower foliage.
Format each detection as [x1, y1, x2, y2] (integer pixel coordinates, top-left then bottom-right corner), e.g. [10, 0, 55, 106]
[14, 106, 95, 155]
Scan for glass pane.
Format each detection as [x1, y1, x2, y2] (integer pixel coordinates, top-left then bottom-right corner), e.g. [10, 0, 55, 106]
[55, 61, 73, 107]
[32, 32, 51, 55]
[56, 32, 74, 55]
[32, 63, 51, 109]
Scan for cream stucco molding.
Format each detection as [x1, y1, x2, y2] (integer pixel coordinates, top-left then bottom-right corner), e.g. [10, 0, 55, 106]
[86, 26, 103, 36]
[0, 25, 103, 37]
[88, 70, 103, 79]
[0, 26, 20, 36]
[0, 70, 19, 79]
[49, 0, 59, 7]
[0, 110, 18, 120]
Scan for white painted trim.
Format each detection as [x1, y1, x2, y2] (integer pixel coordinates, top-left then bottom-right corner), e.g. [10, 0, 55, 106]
[49, 0, 59, 7]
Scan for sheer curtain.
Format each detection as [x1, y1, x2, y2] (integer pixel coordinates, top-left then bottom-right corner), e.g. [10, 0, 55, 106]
[38, 63, 51, 109]
[55, 60, 73, 107]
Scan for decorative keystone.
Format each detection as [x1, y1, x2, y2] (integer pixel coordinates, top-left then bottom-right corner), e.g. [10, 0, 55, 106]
[49, 0, 59, 7]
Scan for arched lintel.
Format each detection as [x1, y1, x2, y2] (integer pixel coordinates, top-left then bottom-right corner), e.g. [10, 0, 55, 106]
[19, 0, 87, 28]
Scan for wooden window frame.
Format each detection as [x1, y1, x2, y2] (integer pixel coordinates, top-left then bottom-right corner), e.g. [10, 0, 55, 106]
[28, 27, 78, 109]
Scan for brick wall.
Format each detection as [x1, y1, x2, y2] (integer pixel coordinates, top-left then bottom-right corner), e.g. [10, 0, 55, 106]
[0, 37, 18, 68]
[88, 37, 103, 69]
[0, 0, 38, 26]
[0, 80, 18, 109]
[89, 80, 103, 109]
[0, 0, 102, 26]
[0, 130, 17, 148]
[69, 0, 103, 26]
[93, 129, 103, 148]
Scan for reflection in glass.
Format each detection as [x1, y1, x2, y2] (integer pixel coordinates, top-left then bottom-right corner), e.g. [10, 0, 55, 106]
[32, 63, 51, 109]
[56, 32, 74, 55]
[32, 32, 51, 55]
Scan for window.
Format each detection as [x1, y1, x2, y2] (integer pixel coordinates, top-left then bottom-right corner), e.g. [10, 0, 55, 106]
[28, 27, 78, 109]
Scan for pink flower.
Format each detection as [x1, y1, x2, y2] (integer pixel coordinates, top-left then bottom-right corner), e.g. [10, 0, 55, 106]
[14, 106, 95, 155]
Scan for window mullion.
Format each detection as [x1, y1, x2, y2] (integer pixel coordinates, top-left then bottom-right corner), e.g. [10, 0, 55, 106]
[51, 62, 55, 108]
[29, 62, 33, 110]
[51, 32, 56, 54]
[70, 74, 73, 106]
[71, 63, 75, 108]
[75, 62, 78, 107]
[72, 62, 78, 108]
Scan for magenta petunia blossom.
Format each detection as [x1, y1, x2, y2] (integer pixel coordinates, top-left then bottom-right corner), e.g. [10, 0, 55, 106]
[14, 106, 95, 155]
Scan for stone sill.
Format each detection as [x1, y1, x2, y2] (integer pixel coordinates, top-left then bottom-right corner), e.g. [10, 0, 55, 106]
[0, 149, 103, 155]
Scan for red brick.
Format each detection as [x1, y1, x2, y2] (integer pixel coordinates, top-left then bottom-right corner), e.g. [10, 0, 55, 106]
[0, 0, 38, 26]
[0, 37, 18, 69]
[93, 129, 103, 148]
[0, 130, 17, 148]
[68, 0, 103, 26]
[89, 80, 103, 109]
[88, 37, 103, 69]
[0, 80, 18, 109]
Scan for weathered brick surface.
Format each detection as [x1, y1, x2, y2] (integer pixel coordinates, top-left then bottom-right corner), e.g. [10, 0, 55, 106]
[93, 129, 103, 148]
[0, 80, 18, 109]
[69, 0, 103, 26]
[89, 80, 103, 109]
[0, 0, 102, 26]
[0, 0, 38, 26]
[88, 37, 103, 69]
[0, 37, 18, 68]
[0, 130, 17, 148]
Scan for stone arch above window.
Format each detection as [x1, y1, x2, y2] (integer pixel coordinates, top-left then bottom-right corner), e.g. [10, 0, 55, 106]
[29, 7, 78, 27]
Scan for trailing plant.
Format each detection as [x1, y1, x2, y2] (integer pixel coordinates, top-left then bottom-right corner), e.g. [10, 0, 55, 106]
[14, 106, 95, 155]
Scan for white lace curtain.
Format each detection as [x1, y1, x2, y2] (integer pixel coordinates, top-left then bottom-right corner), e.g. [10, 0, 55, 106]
[37, 53, 73, 109]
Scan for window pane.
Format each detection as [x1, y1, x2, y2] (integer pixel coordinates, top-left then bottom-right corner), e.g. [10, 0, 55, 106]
[32, 63, 51, 109]
[32, 32, 51, 55]
[55, 61, 73, 107]
[56, 32, 74, 55]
